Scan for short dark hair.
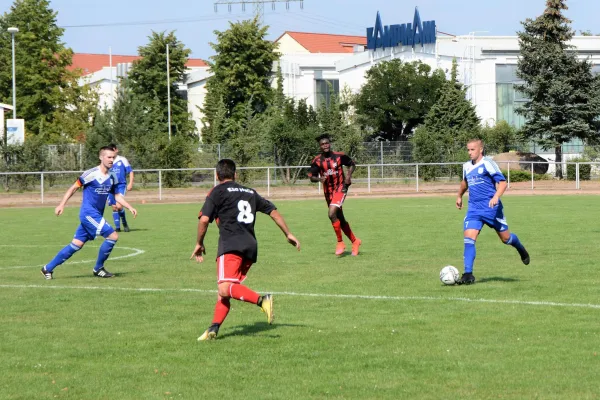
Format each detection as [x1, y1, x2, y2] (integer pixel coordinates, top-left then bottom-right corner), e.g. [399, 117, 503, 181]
[216, 159, 236, 181]
[107, 143, 118, 151]
[99, 145, 115, 156]
[316, 133, 331, 143]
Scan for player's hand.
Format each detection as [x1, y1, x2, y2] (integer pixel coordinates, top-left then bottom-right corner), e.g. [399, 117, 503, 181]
[286, 233, 301, 251]
[55, 205, 64, 216]
[456, 197, 463, 210]
[319, 176, 327, 183]
[127, 184, 133, 192]
[489, 196, 499, 208]
[190, 243, 206, 263]
[342, 182, 350, 193]
[129, 207, 138, 218]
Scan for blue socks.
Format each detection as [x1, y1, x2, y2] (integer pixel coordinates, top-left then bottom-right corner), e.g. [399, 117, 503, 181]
[46, 243, 81, 272]
[119, 209, 128, 227]
[463, 238, 476, 273]
[505, 233, 524, 251]
[113, 211, 121, 230]
[94, 239, 117, 271]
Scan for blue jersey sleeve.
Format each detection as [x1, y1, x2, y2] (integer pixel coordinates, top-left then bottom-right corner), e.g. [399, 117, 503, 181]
[483, 159, 506, 183]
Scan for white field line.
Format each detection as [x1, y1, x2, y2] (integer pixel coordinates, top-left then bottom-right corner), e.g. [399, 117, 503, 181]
[0, 246, 145, 270]
[0, 284, 598, 310]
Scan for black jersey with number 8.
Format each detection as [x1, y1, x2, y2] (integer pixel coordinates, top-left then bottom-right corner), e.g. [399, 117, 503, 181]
[199, 181, 276, 262]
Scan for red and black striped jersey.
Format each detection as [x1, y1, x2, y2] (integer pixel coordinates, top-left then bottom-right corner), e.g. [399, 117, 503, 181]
[309, 152, 355, 196]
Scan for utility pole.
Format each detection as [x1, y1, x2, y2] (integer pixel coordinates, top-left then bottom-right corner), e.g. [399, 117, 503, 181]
[214, 0, 304, 25]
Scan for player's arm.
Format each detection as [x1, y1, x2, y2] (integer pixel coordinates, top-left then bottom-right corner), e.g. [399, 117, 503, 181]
[456, 179, 468, 210]
[190, 215, 210, 262]
[115, 193, 137, 218]
[127, 171, 134, 192]
[489, 180, 508, 208]
[308, 162, 326, 183]
[343, 155, 356, 187]
[55, 181, 81, 216]
[269, 210, 300, 250]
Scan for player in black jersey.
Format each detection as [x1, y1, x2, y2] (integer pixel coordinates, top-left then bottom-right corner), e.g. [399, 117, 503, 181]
[191, 159, 300, 341]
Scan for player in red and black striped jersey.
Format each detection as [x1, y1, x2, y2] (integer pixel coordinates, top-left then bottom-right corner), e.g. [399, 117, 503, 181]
[308, 134, 362, 256]
[191, 159, 300, 341]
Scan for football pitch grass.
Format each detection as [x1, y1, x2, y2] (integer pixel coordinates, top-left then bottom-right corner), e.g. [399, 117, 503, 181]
[1, 195, 599, 399]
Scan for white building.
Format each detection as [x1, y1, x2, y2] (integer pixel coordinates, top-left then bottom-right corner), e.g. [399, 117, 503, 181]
[76, 9, 600, 151]
[185, 31, 367, 134]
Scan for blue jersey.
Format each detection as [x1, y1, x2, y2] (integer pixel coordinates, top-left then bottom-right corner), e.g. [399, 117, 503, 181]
[463, 157, 506, 216]
[110, 155, 132, 185]
[77, 167, 117, 219]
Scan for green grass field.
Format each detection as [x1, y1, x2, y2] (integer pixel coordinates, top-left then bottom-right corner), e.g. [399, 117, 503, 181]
[1, 196, 600, 399]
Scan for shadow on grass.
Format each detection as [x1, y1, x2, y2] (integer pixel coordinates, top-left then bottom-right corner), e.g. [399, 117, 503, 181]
[219, 322, 306, 339]
[69, 270, 142, 279]
[477, 276, 520, 283]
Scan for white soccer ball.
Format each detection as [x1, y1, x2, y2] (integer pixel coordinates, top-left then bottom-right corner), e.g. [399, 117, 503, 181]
[440, 265, 459, 285]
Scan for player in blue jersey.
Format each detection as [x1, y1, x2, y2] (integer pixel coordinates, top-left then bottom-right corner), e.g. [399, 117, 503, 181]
[107, 144, 134, 232]
[456, 139, 529, 285]
[40, 146, 138, 280]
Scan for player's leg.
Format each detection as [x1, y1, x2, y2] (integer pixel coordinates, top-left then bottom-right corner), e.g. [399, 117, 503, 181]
[108, 193, 121, 231]
[41, 233, 87, 279]
[494, 218, 530, 265]
[198, 293, 230, 341]
[199, 254, 272, 341]
[328, 194, 346, 255]
[93, 221, 118, 278]
[459, 216, 482, 285]
[337, 208, 361, 256]
[117, 186, 129, 232]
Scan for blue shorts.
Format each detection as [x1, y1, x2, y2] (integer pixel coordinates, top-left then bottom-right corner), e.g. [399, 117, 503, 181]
[464, 207, 508, 232]
[107, 184, 127, 206]
[74, 215, 115, 242]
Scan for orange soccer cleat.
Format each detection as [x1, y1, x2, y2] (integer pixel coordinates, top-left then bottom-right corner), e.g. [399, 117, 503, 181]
[335, 241, 346, 256]
[351, 238, 362, 256]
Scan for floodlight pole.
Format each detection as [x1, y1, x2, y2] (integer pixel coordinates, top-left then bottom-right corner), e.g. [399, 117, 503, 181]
[167, 43, 172, 143]
[8, 27, 19, 119]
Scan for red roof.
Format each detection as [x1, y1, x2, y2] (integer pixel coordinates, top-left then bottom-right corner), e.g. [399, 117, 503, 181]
[69, 53, 207, 75]
[277, 31, 367, 53]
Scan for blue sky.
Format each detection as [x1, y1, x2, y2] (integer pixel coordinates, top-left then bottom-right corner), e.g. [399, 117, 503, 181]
[2, 0, 598, 59]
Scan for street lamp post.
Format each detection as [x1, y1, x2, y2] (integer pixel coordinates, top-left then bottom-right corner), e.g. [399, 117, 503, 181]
[7, 27, 18, 119]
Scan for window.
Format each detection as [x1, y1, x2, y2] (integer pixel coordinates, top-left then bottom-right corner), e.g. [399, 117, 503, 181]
[495, 64, 526, 128]
[315, 79, 339, 108]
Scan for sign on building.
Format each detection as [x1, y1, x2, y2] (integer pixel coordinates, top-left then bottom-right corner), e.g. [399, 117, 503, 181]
[366, 8, 436, 50]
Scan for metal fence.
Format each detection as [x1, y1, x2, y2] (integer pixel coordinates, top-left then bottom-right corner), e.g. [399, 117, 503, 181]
[1, 160, 599, 205]
[0, 141, 586, 173]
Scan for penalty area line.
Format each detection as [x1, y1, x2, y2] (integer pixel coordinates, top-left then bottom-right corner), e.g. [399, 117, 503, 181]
[0, 284, 599, 310]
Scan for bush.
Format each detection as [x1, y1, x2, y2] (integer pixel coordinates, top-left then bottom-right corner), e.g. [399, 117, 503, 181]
[502, 169, 550, 183]
[566, 158, 591, 181]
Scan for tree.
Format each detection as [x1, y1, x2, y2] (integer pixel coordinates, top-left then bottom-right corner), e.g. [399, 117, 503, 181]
[412, 60, 480, 180]
[202, 17, 279, 141]
[516, 0, 600, 178]
[353, 59, 446, 141]
[480, 120, 517, 154]
[0, 0, 96, 140]
[127, 31, 196, 139]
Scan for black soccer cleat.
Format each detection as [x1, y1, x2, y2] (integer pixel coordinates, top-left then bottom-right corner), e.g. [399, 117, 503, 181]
[123, 225, 130, 233]
[93, 268, 114, 278]
[519, 248, 530, 265]
[115, 228, 121, 232]
[458, 272, 476, 285]
[40, 266, 53, 280]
